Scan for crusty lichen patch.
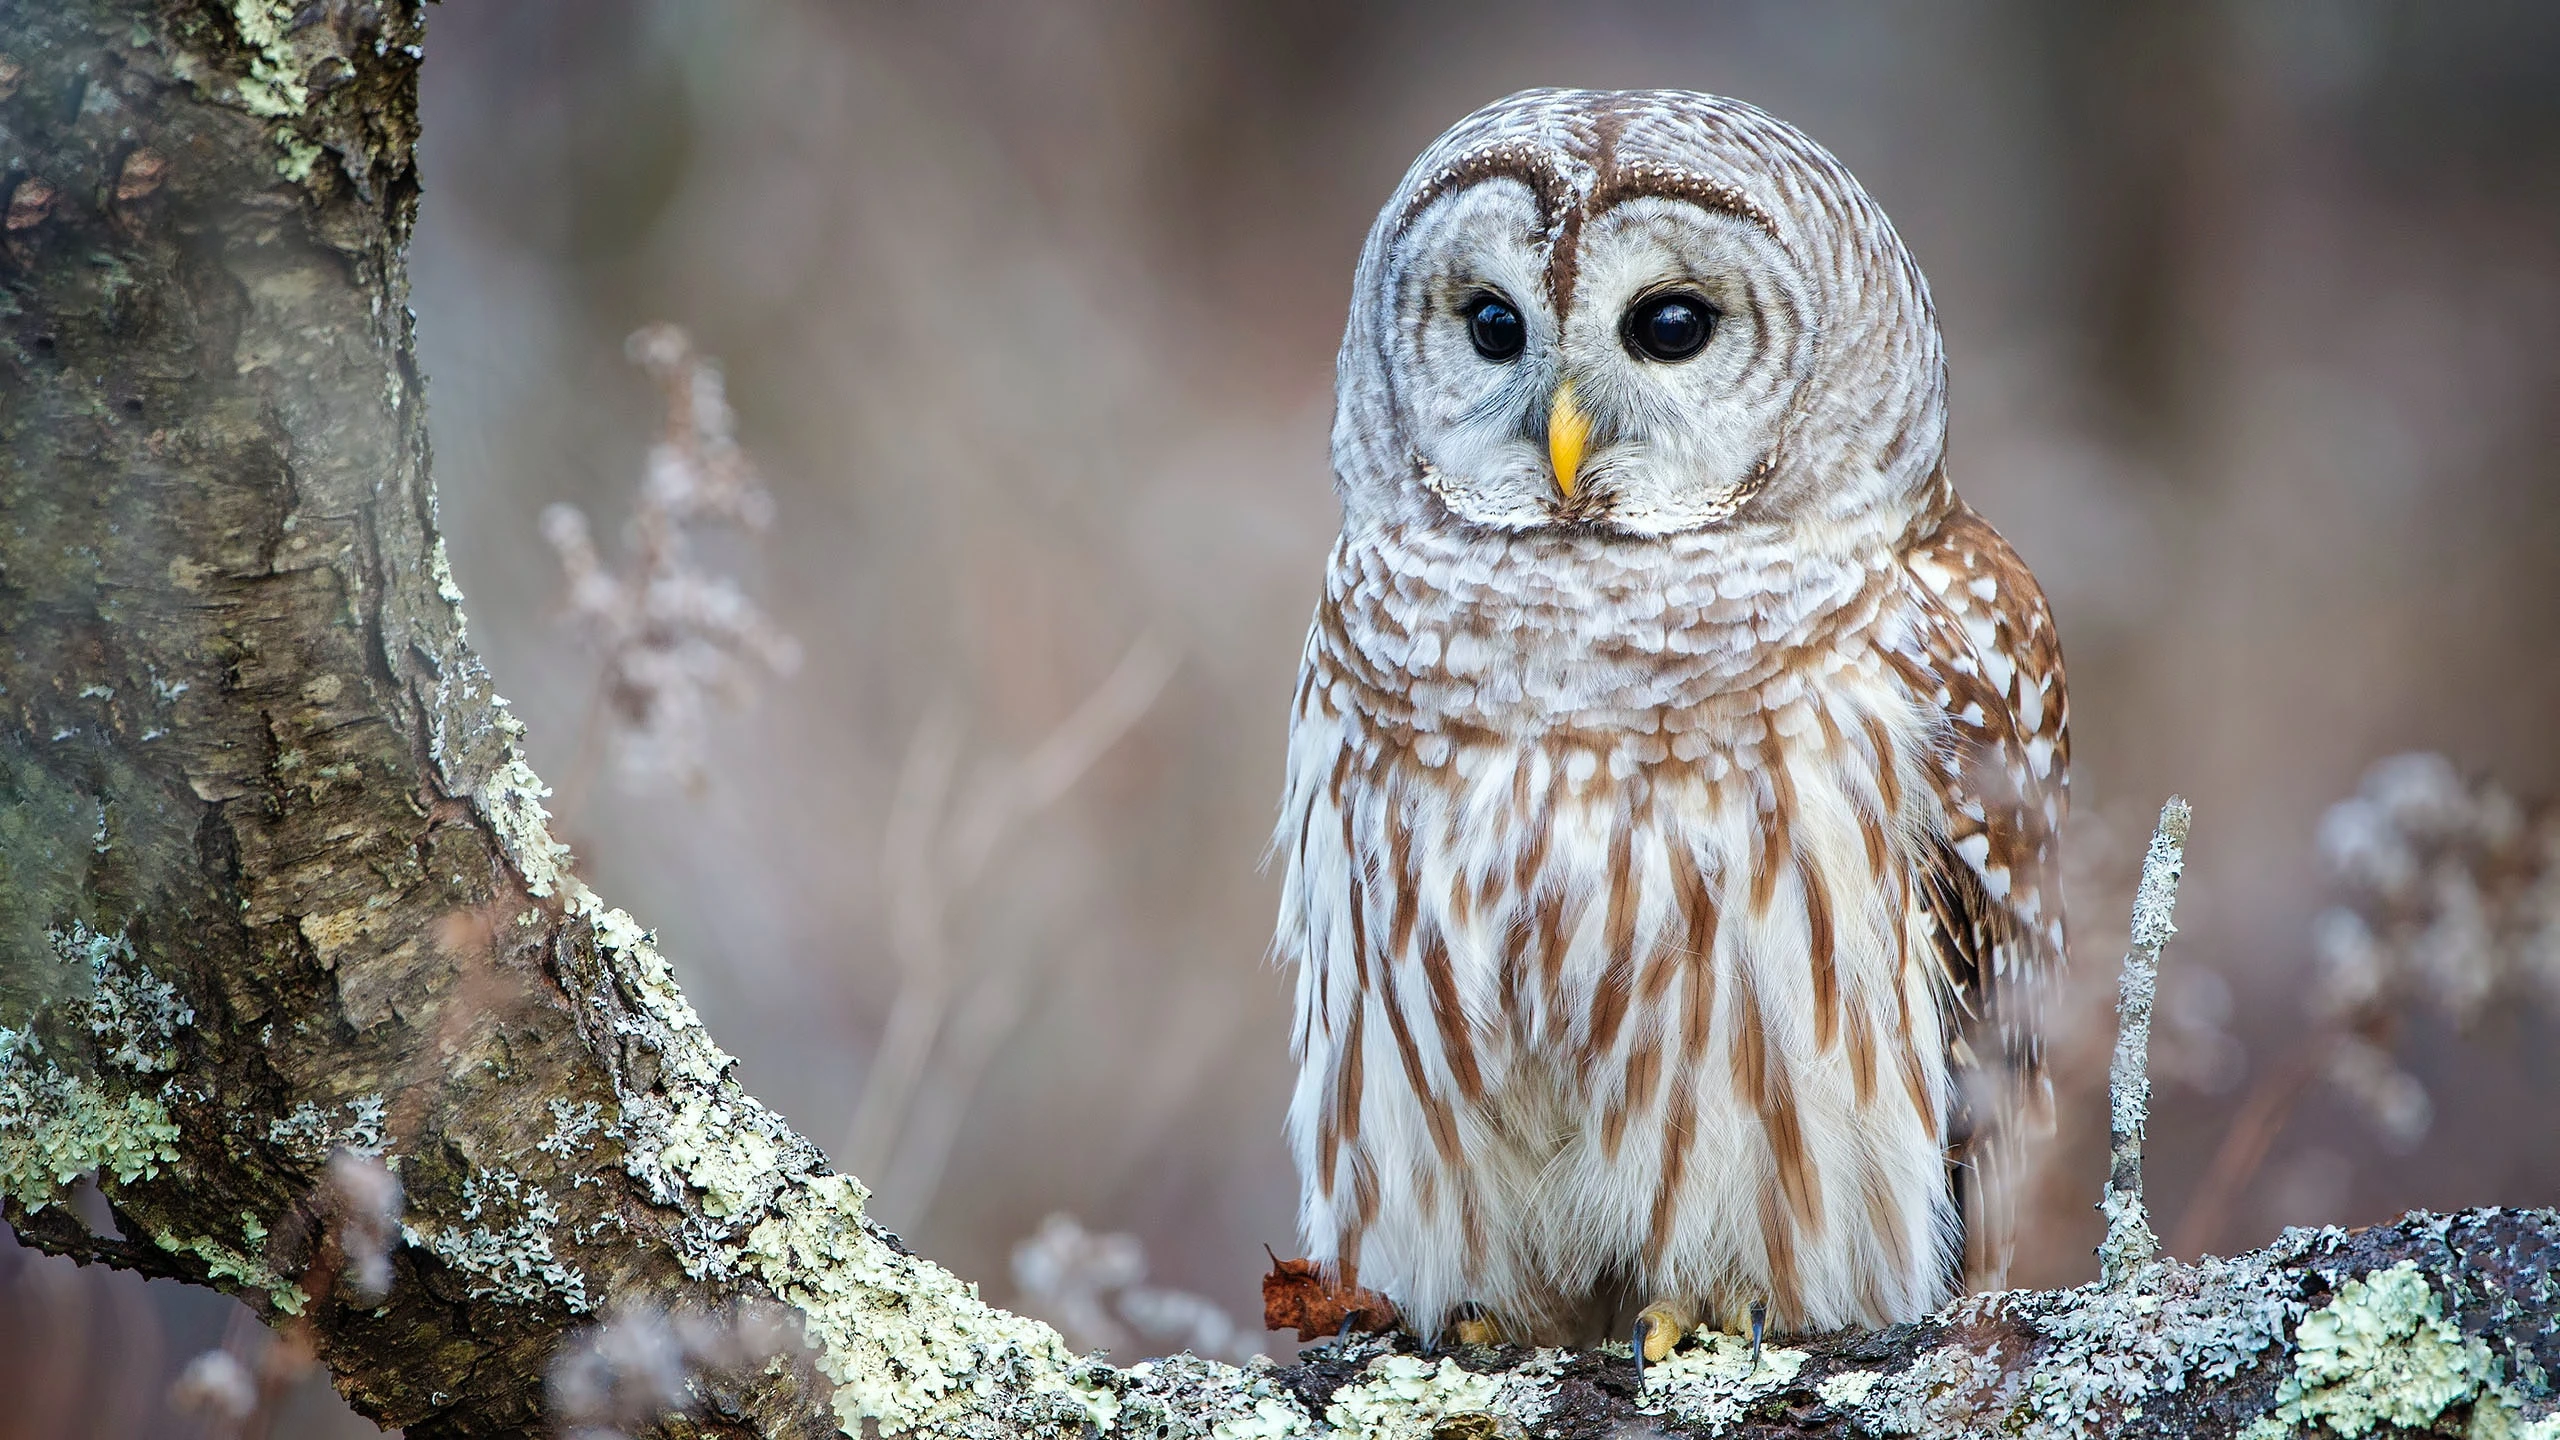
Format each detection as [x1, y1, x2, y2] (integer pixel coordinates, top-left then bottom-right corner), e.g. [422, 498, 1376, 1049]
[225, 0, 310, 117]
[1107, 1352, 1313, 1440]
[401, 1167, 594, 1314]
[1640, 1330, 1808, 1431]
[0, 1025, 183, 1204]
[1849, 1237, 2310, 1438]
[71, 923, 193, 1072]
[0, 926, 187, 1209]
[2240, 1261, 2536, 1440]
[1322, 1353, 1502, 1438]
[265, 1095, 388, 1166]
[158, 1225, 307, 1316]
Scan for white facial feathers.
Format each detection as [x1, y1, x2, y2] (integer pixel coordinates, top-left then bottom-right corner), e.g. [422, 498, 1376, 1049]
[1333, 89, 1946, 539]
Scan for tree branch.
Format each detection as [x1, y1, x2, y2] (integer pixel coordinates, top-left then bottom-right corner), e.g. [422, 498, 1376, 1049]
[2100, 796, 2189, 1287]
[0, 5, 2552, 1438]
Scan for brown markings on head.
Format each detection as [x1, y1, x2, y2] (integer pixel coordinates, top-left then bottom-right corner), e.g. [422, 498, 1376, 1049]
[1540, 103, 1626, 320]
[1399, 139, 1573, 234]
[1402, 101, 1777, 328]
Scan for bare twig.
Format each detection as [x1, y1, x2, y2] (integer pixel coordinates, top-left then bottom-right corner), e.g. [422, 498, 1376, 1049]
[2099, 795, 2191, 1287]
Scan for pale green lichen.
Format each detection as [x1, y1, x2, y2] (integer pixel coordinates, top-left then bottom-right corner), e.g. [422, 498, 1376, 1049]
[0, 1027, 183, 1205]
[159, 1227, 307, 1316]
[1640, 1331, 1808, 1431]
[536, 1098, 606, 1158]
[402, 1167, 594, 1314]
[1107, 1353, 1313, 1440]
[0, 928, 189, 1209]
[265, 1095, 389, 1165]
[738, 1170, 1115, 1435]
[1322, 1353, 1502, 1438]
[1817, 1367, 1880, 1410]
[474, 757, 573, 898]
[2242, 1261, 2536, 1440]
[226, 0, 308, 117]
[1851, 1239, 2311, 1438]
[67, 923, 192, 1073]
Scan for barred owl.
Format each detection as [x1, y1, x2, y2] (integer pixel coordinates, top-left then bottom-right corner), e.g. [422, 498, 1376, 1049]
[1272, 90, 2067, 1360]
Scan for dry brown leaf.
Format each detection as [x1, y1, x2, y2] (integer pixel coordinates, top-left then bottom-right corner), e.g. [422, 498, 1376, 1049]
[1260, 1250, 1399, 1342]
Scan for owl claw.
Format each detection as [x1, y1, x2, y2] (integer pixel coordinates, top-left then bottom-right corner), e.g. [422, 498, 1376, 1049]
[1633, 1300, 1694, 1386]
[1449, 1304, 1504, 1348]
[1748, 1299, 1767, 1372]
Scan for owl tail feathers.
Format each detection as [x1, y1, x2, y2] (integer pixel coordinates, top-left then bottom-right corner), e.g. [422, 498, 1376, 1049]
[1261, 1248, 1401, 1342]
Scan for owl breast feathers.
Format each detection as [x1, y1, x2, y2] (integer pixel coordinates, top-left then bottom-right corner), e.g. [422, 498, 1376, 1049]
[1273, 89, 2067, 1346]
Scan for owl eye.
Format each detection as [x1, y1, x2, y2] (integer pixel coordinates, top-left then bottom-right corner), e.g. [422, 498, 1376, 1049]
[1465, 294, 1526, 362]
[1624, 293, 1715, 363]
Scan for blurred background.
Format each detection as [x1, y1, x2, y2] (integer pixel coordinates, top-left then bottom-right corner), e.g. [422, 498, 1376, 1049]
[7, 2, 2560, 1434]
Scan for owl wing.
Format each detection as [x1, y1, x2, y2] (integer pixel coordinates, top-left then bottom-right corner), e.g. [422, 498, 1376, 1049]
[1893, 497, 2070, 1292]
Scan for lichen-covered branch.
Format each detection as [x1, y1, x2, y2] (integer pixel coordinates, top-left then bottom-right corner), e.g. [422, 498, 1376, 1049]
[0, 5, 2553, 1439]
[2100, 796, 2191, 1288]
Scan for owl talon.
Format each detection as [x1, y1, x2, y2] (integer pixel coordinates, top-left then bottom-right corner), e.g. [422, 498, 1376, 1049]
[1633, 1300, 1695, 1386]
[1450, 1303, 1504, 1348]
[1748, 1299, 1767, 1372]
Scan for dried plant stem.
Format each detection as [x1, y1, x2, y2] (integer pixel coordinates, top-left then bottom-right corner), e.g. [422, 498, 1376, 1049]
[2099, 795, 2191, 1287]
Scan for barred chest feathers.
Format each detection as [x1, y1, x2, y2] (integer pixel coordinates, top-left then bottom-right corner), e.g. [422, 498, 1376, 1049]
[1274, 516, 1963, 1343]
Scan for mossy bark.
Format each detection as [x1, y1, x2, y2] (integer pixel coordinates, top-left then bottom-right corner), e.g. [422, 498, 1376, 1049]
[0, 5, 2553, 1440]
[0, 2, 826, 1434]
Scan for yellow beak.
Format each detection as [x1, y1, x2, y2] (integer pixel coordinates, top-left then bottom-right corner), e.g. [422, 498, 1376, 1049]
[1547, 380, 1592, 500]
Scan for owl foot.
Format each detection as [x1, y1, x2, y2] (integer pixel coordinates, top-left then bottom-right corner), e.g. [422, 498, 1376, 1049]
[1748, 1299, 1767, 1372]
[1631, 1299, 1698, 1387]
[1449, 1303, 1505, 1348]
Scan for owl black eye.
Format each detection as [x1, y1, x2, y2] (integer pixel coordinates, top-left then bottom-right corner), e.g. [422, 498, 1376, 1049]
[1624, 293, 1715, 363]
[1465, 294, 1526, 362]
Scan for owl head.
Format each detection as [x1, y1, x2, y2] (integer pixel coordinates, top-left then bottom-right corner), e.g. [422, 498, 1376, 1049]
[1334, 89, 1946, 541]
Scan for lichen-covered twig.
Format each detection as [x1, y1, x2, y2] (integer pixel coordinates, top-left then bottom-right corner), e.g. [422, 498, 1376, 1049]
[2101, 796, 2191, 1287]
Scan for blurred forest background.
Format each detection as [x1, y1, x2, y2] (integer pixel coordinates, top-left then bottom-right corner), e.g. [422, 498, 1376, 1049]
[8, 3, 2560, 1435]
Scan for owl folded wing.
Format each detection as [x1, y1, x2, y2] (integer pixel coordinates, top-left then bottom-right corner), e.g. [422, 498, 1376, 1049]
[1892, 496, 2071, 1291]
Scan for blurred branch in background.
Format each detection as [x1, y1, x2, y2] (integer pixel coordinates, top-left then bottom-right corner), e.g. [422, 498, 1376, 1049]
[2174, 754, 2560, 1258]
[847, 637, 1178, 1219]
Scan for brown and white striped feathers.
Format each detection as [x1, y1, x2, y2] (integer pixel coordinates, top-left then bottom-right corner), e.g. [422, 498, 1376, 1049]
[1273, 90, 2067, 1344]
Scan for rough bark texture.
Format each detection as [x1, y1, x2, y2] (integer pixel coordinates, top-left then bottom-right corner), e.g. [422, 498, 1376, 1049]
[0, 5, 2553, 1440]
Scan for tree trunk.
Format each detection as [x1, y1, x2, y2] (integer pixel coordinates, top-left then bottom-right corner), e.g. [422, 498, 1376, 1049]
[0, 4, 2552, 1438]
